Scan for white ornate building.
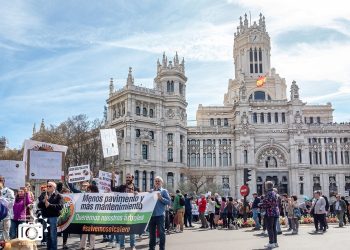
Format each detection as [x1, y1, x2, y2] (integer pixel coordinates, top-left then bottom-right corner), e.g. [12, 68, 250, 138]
[107, 14, 350, 200]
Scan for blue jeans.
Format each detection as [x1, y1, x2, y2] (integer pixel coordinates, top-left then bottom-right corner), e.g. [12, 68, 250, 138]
[47, 217, 58, 250]
[276, 217, 281, 233]
[149, 215, 165, 250]
[10, 220, 25, 239]
[119, 234, 135, 247]
[252, 208, 261, 228]
[109, 233, 119, 243]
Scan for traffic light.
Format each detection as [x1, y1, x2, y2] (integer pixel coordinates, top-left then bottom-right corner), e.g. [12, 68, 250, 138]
[244, 168, 252, 184]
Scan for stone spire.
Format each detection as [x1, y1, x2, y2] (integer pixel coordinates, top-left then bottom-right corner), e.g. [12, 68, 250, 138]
[109, 78, 114, 95]
[162, 52, 167, 67]
[126, 67, 134, 86]
[39, 119, 45, 132]
[244, 13, 248, 28]
[259, 13, 263, 26]
[174, 51, 179, 66]
[290, 80, 300, 101]
[32, 123, 36, 135]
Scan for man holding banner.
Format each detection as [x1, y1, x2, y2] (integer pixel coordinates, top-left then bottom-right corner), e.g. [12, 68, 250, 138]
[111, 172, 139, 250]
[149, 176, 170, 250]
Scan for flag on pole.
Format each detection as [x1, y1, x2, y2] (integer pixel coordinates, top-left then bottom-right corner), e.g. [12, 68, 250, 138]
[256, 75, 266, 87]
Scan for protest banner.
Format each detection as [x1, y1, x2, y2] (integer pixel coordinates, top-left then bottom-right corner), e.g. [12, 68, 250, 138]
[68, 165, 91, 183]
[28, 150, 63, 180]
[100, 129, 119, 158]
[97, 170, 119, 193]
[23, 139, 68, 171]
[0, 160, 25, 189]
[57, 192, 157, 234]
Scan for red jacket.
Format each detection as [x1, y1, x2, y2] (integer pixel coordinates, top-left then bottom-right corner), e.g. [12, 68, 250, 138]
[197, 197, 207, 213]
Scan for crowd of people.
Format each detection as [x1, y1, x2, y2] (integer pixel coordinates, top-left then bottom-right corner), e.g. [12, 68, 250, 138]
[1, 175, 350, 250]
[164, 181, 350, 249]
[0, 174, 170, 250]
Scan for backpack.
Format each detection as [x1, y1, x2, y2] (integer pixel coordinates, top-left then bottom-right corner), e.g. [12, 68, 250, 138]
[179, 195, 185, 206]
[323, 196, 329, 211]
[0, 199, 8, 221]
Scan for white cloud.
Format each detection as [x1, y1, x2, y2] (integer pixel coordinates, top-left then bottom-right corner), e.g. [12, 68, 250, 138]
[99, 22, 234, 61]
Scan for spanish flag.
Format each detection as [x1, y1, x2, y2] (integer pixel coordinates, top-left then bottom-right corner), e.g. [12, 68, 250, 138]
[256, 75, 266, 87]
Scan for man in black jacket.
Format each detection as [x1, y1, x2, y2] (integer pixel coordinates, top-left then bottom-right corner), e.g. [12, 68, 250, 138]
[38, 181, 63, 250]
[111, 172, 139, 250]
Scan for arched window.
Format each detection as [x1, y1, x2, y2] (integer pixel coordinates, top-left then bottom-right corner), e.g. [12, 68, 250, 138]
[149, 131, 154, 140]
[254, 48, 258, 61]
[136, 106, 140, 115]
[249, 48, 254, 73]
[171, 81, 174, 92]
[142, 171, 147, 191]
[167, 172, 174, 188]
[224, 118, 228, 126]
[213, 153, 216, 166]
[167, 148, 173, 162]
[254, 91, 265, 100]
[260, 112, 264, 123]
[142, 144, 148, 159]
[167, 81, 171, 92]
[203, 153, 206, 166]
[143, 107, 147, 116]
[149, 109, 154, 118]
[197, 153, 200, 166]
[150, 171, 154, 188]
[210, 118, 214, 126]
[217, 118, 221, 126]
[134, 170, 139, 187]
[136, 129, 140, 138]
[253, 113, 257, 123]
[190, 153, 196, 167]
[244, 150, 248, 164]
[223, 153, 228, 166]
[207, 153, 212, 167]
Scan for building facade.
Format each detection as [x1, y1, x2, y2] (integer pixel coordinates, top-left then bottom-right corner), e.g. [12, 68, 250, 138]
[107, 14, 350, 200]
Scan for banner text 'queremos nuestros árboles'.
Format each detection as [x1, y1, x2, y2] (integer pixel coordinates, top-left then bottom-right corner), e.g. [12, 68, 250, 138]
[57, 192, 158, 234]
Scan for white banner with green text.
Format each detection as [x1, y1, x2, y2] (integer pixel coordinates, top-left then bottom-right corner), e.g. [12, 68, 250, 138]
[58, 192, 157, 234]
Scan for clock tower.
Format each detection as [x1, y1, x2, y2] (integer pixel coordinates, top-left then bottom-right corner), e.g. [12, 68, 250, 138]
[233, 13, 271, 79]
[224, 13, 287, 104]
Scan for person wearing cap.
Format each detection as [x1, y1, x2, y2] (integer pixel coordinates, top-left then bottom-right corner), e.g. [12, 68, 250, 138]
[0, 175, 15, 241]
[37, 181, 63, 250]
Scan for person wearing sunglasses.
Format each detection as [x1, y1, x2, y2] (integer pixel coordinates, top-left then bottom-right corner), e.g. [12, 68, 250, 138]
[149, 176, 170, 250]
[37, 181, 63, 250]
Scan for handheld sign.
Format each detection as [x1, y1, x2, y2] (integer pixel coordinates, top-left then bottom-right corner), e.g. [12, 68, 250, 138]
[68, 165, 91, 183]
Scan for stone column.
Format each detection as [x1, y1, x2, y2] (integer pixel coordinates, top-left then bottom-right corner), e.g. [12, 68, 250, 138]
[215, 139, 220, 167]
[199, 140, 204, 168]
[337, 173, 345, 196]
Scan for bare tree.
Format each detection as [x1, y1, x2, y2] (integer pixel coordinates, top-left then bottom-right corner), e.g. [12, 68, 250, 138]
[183, 169, 206, 194]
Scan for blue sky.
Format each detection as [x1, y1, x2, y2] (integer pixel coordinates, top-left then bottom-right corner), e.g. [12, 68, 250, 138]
[1, 0, 350, 149]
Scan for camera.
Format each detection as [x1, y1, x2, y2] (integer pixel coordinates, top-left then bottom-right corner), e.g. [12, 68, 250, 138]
[18, 222, 43, 241]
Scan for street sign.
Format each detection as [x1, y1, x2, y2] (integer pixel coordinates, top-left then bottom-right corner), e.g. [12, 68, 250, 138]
[240, 184, 250, 197]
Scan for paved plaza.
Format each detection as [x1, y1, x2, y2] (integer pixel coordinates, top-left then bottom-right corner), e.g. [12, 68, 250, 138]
[44, 223, 350, 250]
